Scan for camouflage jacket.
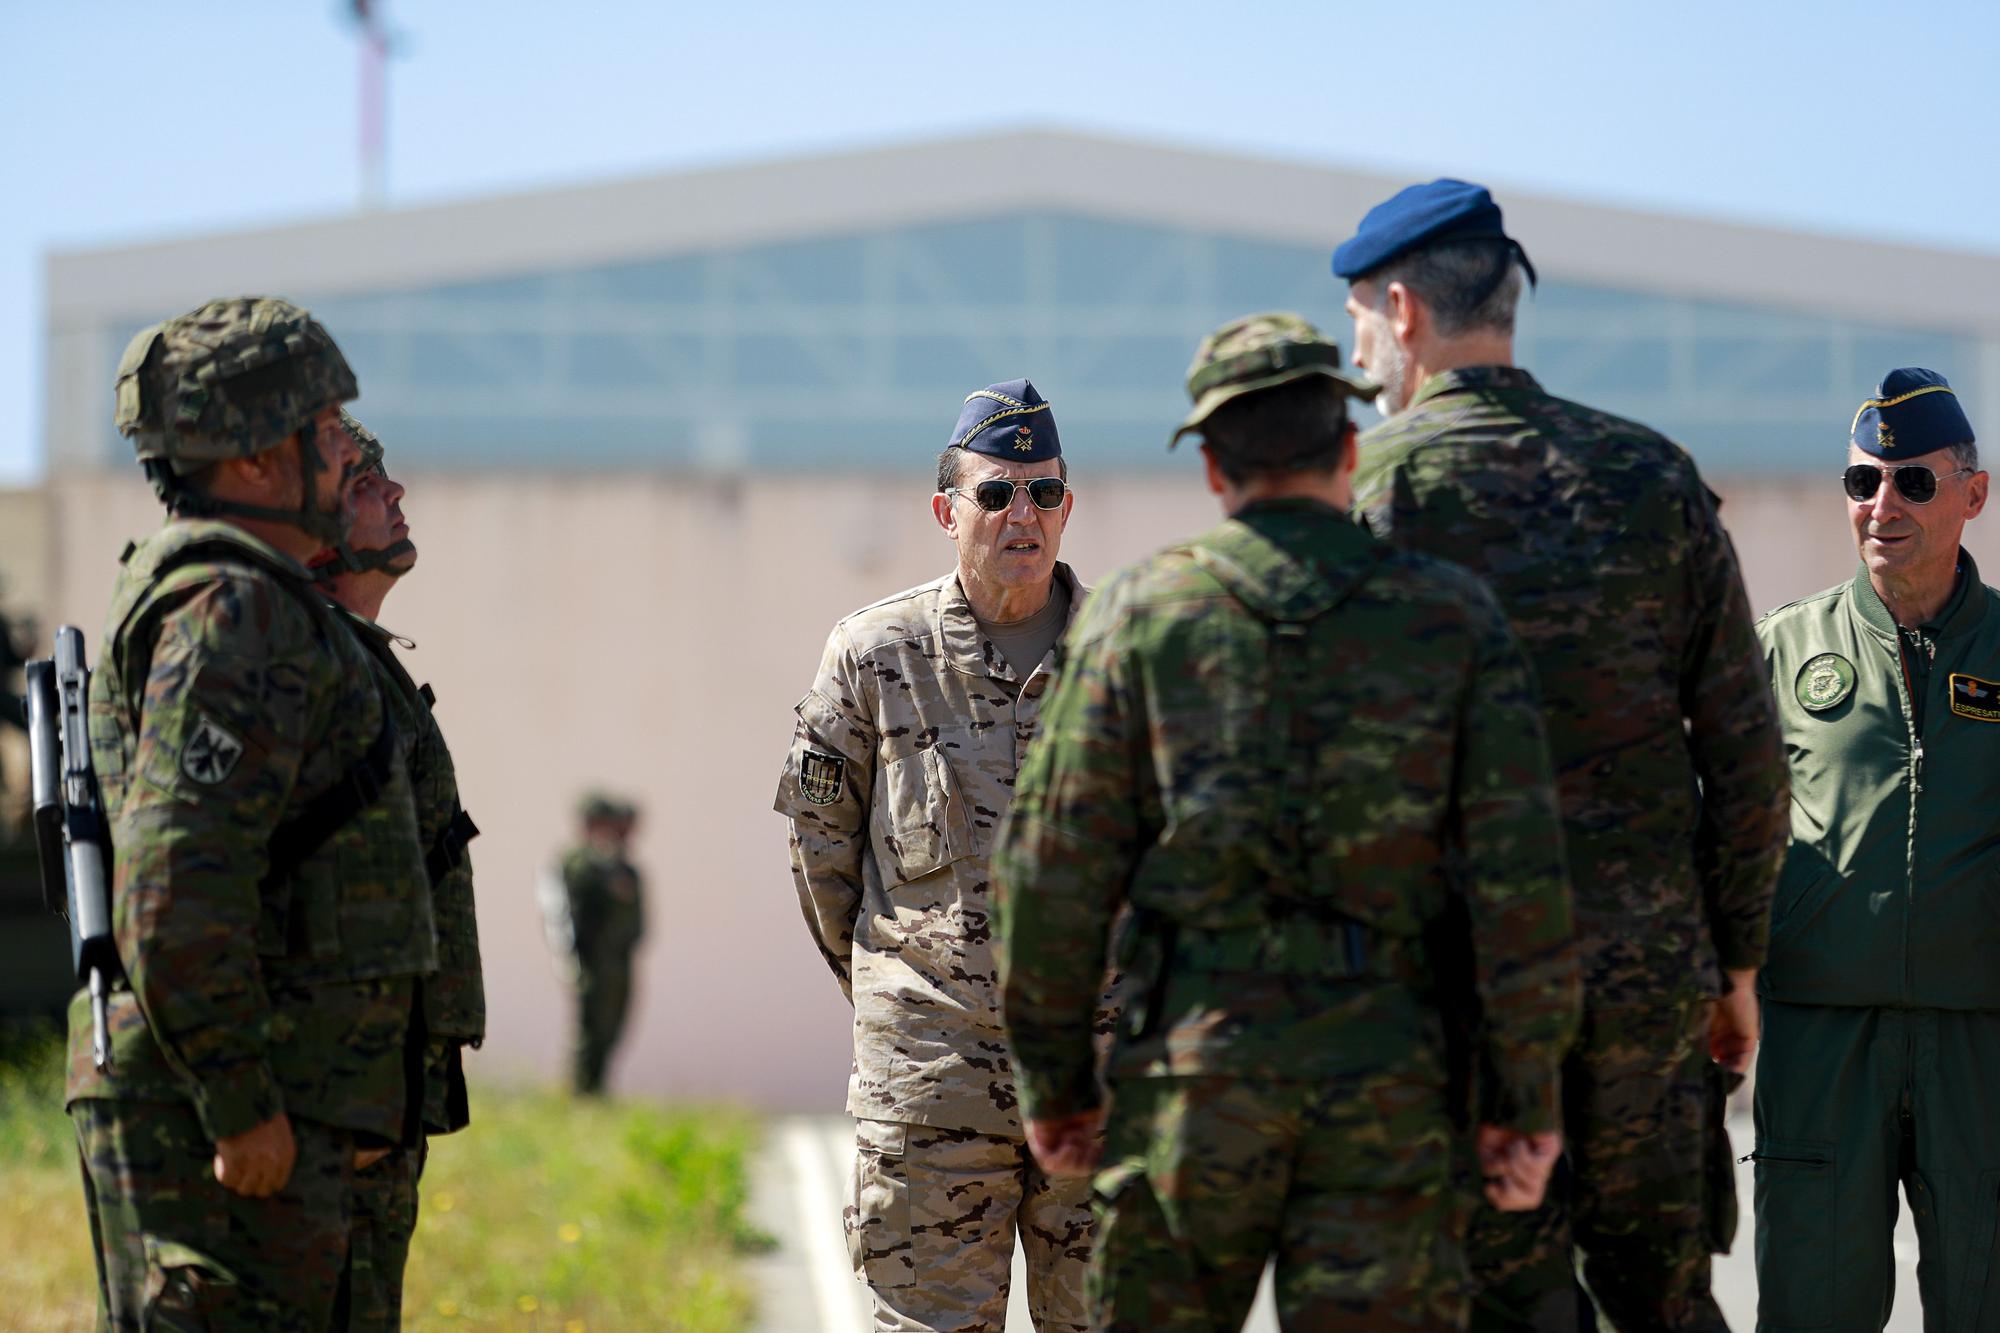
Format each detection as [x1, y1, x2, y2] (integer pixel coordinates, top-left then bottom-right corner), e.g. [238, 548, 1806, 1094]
[774, 563, 1091, 1138]
[1352, 366, 1790, 1002]
[992, 501, 1579, 1131]
[68, 521, 435, 1145]
[343, 610, 485, 1135]
[560, 845, 645, 970]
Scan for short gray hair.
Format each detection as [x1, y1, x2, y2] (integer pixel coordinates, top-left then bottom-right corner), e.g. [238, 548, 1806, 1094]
[1947, 440, 1981, 472]
[1365, 237, 1525, 338]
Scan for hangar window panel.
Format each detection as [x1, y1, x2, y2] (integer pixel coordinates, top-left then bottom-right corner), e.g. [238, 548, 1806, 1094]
[406, 331, 546, 389]
[576, 256, 706, 304]
[567, 334, 706, 389]
[891, 218, 1033, 305]
[735, 334, 872, 389]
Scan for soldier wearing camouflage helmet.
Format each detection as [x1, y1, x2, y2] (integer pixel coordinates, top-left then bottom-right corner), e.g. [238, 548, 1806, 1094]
[1335, 181, 1791, 1331]
[309, 412, 486, 1331]
[773, 379, 1100, 1333]
[557, 791, 645, 1095]
[992, 312, 1580, 1331]
[70, 297, 437, 1331]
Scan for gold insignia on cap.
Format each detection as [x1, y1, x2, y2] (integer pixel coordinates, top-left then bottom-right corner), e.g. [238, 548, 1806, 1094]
[1878, 423, 1895, 450]
[1013, 425, 1035, 452]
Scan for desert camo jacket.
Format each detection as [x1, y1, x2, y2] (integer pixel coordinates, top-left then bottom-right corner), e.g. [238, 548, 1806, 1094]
[343, 610, 485, 1136]
[66, 520, 435, 1145]
[991, 501, 1580, 1131]
[775, 563, 1097, 1138]
[1352, 367, 1790, 1003]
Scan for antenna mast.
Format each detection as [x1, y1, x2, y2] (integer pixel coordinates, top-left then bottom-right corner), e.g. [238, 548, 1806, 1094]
[353, 0, 389, 210]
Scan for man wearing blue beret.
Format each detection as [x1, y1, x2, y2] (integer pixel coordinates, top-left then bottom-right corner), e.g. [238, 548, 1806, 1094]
[1754, 370, 2000, 1331]
[773, 380, 1101, 1332]
[1334, 180, 1791, 1331]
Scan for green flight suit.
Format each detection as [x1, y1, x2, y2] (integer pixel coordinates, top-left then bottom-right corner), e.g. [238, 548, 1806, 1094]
[1755, 552, 2000, 1331]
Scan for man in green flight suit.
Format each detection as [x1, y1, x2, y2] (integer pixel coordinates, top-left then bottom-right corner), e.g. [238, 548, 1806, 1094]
[1335, 180, 1791, 1332]
[70, 297, 436, 1331]
[310, 411, 486, 1332]
[1755, 369, 2000, 1331]
[559, 794, 645, 1095]
[992, 312, 1581, 1332]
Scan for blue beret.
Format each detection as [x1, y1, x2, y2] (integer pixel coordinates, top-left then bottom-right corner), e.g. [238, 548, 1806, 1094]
[1332, 178, 1537, 287]
[949, 378, 1060, 462]
[1852, 368, 1976, 460]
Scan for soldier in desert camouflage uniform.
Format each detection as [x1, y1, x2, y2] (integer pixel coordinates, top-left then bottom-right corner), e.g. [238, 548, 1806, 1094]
[992, 313, 1580, 1333]
[311, 412, 485, 1332]
[774, 379, 1096, 1333]
[69, 298, 436, 1331]
[1335, 180, 1791, 1331]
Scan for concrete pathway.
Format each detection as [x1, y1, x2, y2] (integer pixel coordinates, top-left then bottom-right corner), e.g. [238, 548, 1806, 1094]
[749, 1113, 1921, 1332]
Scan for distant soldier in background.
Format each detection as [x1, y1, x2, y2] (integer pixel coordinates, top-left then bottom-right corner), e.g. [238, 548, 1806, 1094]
[73, 297, 436, 1331]
[993, 315, 1578, 1332]
[773, 379, 1097, 1333]
[1335, 180, 1790, 1331]
[555, 793, 645, 1095]
[311, 412, 485, 1331]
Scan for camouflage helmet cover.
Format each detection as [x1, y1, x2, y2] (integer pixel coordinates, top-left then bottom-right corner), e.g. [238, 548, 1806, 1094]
[115, 297, 358, 473]
[578, 790, 638, 824]
[340, 409, 386, 474]
[1172, 311, 1378, 447]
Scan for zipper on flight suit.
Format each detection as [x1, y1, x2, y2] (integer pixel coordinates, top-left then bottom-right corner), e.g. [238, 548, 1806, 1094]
[1894, 636, 1921, 1008]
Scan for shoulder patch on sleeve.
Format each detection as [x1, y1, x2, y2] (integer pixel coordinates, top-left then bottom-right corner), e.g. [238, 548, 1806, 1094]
[799, 751, 846, 805]
[180, 713, 247, 784]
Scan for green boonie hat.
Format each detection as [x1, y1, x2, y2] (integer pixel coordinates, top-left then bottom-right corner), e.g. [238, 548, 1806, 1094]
[578, 791, 637, 823]
[115, 297, 358, 473]
[340, 409, 385, 474]
[1172, 311, 1378, 447]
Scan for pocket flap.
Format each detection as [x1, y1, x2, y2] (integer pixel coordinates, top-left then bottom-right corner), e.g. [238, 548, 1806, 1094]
[855, 1119, 907, 1157]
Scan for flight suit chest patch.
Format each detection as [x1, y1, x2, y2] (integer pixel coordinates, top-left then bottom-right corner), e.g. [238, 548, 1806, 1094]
[1949, 673, 2000, 722]
[1796, 653, 1856, 712]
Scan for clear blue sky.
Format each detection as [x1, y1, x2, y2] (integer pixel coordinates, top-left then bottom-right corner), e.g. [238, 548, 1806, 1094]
[6, 0, 1998, 482]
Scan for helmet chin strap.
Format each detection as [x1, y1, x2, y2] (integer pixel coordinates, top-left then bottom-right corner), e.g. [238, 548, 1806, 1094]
[152, 418, 352, 548]
[311, 537, 416, 585]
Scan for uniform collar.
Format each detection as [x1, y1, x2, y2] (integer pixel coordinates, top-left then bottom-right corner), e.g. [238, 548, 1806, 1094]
[1406, 364, 1542, 412]
[939, 561, 1085, 682]
[1849, 547, 1986, 641]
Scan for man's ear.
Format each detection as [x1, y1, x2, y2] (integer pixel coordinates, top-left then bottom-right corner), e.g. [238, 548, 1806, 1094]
[1965, 469, 1989, 522]
[1385, 280, 1422, 346]
[931, 490, 958, 538]
[1199, 442, 1227, 497]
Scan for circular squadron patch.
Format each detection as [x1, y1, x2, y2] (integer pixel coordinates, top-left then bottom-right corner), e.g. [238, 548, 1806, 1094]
[1796, 653, 1857, 712]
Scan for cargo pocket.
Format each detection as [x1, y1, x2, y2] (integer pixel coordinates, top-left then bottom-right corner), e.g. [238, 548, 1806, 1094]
[141, 1235, 239, 1331]
[848, 1119, 913, 1288]
[257, 858, 342, 962]
[872, 747, 972, 884]
[1751, 1139, 1835, 1329]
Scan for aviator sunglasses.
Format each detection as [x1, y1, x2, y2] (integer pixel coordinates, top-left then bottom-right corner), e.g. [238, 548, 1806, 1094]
[1842, 463, 1973, 506]
[945, 477, 1070, 512]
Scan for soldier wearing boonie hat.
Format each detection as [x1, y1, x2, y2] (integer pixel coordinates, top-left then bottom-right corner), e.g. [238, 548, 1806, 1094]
[992, 310, 1578, 1330]
[549, 790, 645, 1096]
[1753, 370, 2000, 1329]
[1337, 181, 1790, 1332]
[309, 412, 486, 1332]
[71, 298, 436, 1330]
[774, 378, 1103, 1333]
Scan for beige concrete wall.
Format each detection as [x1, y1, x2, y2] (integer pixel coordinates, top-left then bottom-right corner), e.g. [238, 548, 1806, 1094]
[27, 468, 1984, 1111]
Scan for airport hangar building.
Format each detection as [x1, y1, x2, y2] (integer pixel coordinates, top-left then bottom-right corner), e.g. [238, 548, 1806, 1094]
[25, 129, 2000, 1108]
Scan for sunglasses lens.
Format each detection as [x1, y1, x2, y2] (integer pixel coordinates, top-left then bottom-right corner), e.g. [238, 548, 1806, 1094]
[1895, 467, 1939, 504]
[972, 480, 1015, 511]
[1026, 478, 1066, 509]
[1843, 465, 1882, 502]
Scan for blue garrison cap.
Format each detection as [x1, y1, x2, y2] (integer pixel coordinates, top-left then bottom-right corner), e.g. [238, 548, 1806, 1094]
[1331, 178, 1538, 287]
[1852, 368, 1976, 460]
[949, 379, 1061, 462]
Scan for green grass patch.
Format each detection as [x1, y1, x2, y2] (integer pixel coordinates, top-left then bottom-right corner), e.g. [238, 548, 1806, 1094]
[0, 1027, 763, 1332]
